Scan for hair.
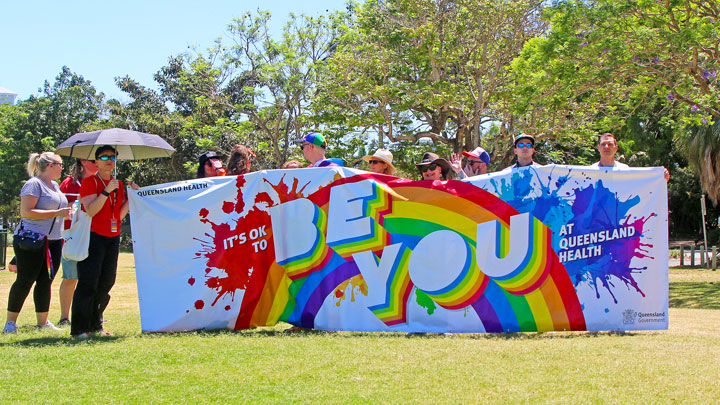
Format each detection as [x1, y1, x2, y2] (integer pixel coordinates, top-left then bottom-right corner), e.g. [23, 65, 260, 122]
[95, 145, 117, 159]
[598, 132, 617, 145]
[27, 152, 61, 177]
[226, 144, 252, 175]
[282, 160, 303, 169]
[70, 159, 84, 180]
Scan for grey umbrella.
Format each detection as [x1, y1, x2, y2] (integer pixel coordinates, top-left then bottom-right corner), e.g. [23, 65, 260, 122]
[55, 128, 175, 160]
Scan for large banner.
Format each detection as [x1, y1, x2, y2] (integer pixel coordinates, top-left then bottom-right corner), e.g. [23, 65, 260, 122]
[129, 165, 668, 333]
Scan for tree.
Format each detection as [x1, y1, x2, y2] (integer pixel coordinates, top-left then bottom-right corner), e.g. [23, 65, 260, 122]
[317, 0, 547, 155]
[0, 67, 104, 226]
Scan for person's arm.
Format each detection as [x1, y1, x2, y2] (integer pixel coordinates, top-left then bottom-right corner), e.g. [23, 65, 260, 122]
[119, 181, 140, 220]
[81, 178, 119, 218]
[19, 195, 70, 220]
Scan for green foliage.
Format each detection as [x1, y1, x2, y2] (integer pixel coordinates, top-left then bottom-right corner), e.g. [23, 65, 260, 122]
[0, 67, 104, 226]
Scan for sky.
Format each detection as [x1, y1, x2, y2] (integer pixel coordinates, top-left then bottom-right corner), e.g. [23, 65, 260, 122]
[0, 0, 347, 102]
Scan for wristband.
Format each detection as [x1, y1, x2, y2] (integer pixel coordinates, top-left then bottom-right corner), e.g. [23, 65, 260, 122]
[101, 190, 110, 197]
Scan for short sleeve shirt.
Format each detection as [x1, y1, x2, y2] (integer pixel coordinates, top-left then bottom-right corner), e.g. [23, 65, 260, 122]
[80, 175, 125, 237]
[16, 177, 68, 240]
[589, 161, 631, 170]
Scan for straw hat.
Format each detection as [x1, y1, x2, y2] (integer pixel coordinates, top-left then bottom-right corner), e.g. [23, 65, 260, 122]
[362, 148, 396, 175]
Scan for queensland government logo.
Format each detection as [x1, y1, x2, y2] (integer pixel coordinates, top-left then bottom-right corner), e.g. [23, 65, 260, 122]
[622, 309, 638, 325]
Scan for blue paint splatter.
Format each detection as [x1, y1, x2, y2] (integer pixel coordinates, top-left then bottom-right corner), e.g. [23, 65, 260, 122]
[482, 167, 653, 303]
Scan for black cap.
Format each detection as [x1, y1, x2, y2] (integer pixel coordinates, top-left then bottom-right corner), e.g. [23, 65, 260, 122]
[197, 151, 220, 178]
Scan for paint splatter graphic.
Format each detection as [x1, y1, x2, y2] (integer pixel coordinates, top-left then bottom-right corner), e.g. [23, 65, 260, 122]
[487, 167, 653, 303]
[191, 174, 313, 328]
[333, 274, 368, 307]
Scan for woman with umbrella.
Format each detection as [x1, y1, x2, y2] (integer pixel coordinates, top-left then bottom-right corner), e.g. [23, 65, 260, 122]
[71, 145, 139, 339]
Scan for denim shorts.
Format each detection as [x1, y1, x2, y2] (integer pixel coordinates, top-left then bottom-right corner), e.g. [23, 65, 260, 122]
[61, 257, 78, 280]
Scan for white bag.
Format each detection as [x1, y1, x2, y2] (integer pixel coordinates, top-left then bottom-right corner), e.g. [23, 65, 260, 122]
[62, 202, 91, 261]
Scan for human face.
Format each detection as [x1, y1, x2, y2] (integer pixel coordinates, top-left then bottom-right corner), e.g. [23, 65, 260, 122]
[204, 158, 223, 177]
[514, 141, 534, 159]
[81, 159, 98, 177]
[368, 159, 388, 174]
[96, 152, 117, 175]
[48, 159, 64, 179]
[420, 163, 443, 180]
[468, 160, 487, 174]
[597, 135, 618, 159]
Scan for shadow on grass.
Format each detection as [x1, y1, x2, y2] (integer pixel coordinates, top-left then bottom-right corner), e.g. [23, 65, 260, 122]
[669, 282, 720, 309]
[133, 327, 645, 340]
[0, 334, 122, 347]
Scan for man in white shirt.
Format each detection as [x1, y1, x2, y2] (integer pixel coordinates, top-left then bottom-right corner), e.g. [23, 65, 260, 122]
[590, 133, 670, 180]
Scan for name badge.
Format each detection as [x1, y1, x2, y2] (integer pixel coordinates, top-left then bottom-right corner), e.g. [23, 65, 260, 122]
[111, 217, 118, 233]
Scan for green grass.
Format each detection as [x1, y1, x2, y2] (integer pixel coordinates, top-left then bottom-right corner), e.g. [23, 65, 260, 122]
[1, 253, 719, 403]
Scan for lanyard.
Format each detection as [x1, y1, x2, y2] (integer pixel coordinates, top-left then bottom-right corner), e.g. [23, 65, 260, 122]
[95, 174, 117, 211]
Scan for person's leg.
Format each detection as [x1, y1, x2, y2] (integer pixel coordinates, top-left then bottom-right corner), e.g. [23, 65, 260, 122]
[59, 257, 79, 323]
[5, 241, 45, 326]
[33, 240, 62, 327]
[71, 233, 105, 336]
[92, 235, 119, 333]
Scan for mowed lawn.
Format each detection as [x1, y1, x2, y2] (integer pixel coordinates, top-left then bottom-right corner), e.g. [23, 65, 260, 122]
[1, 250, 719, 403]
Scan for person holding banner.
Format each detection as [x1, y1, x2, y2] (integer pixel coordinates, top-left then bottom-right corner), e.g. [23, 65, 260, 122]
[71, 146, 138, 339]
[362, 148, 396, 175]
[57, 158, 98, 326]
[415, 152, 454, 180]
[197, 151, 226, 178]
[226, 145, 254, 176]
[504, 133, 541, 170]
[591, 133, 670, 181]
[3, 152, 70, 334]
[296, 133, 340, 168]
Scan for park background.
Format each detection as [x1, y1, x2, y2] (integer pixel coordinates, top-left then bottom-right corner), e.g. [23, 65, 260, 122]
[1, 0, 719, 401]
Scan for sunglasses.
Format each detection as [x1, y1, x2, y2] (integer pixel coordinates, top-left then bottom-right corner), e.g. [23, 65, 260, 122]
[515, 143, 533, 149]
[368, 160, 385, 165]
[419, 163, 439, 172]
[98, 155, 117, 161]
[52, 161, 64, 167]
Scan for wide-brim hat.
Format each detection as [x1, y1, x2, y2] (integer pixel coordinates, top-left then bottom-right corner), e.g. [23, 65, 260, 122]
[514, 133, 535, 146]
[362, 148, 396, 175]
[462, 146, 490, 165]
[414, 152, 451, 177]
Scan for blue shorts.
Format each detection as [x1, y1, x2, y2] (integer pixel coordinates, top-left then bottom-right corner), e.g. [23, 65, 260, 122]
[61, 257, 78, 280]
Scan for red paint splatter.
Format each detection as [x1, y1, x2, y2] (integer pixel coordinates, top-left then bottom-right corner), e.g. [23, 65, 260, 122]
[225, 305, 231, 311]
[335, 289, 345, 298]
[188, 277, 195, 286]
[199, 208, 209, 218]
[186, 310, 190, 313]
[222, 201, 235, 213]
[264, 174, 311, 203]
[205, 268, 212, 274]
[194, 300, 205, 309]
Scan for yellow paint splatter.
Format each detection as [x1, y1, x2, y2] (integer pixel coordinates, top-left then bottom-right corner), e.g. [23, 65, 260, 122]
[333, 274, 368, 307]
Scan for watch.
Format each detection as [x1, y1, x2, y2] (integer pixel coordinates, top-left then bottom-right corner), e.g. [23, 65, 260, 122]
[101, 190, 110, 197]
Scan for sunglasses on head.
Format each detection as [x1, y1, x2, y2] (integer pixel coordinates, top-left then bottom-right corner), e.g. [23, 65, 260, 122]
[98, 155, 117, 161]
[420, 163, 439, 172]
[368, 160, 384, 165]
[515, 143, 533, 149]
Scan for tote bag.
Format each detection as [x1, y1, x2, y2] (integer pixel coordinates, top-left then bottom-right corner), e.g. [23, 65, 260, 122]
[62, 202, 91, 261]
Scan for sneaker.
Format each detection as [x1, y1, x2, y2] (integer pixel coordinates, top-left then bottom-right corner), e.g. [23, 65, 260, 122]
[57, 318, 71, 326]
[73, 332, 91, 340]
[2, 321, 17, 334]
[35, 321, 63, 331]
[97, 330, 113, 337]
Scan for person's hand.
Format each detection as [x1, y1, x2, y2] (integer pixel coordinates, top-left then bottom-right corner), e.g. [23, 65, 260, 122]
[127, 181, 140, 190]
[663, 167, 670, 182]
[56, 206, 72, 218]
[106, 179, 119, 193]
[8, 263, 17, 273]
[450, 153, 462, 173]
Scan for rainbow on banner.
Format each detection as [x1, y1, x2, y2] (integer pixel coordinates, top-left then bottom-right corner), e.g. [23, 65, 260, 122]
[252, 174, 586, 332]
